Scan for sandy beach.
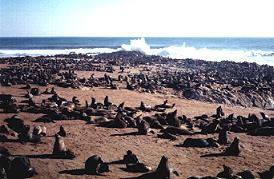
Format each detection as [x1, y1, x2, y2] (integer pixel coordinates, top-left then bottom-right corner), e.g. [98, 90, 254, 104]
[1, 53, 274, 179]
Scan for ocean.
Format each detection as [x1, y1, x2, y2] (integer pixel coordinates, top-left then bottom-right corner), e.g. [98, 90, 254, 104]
[0, 37, 274, 65]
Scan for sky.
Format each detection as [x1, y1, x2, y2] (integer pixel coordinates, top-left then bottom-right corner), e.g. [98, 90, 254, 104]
[1, 0, 274, 37]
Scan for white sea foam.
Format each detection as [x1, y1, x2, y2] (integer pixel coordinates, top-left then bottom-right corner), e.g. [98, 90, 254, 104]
[120, 38, 274, 66]
[1, 37, 274, 66]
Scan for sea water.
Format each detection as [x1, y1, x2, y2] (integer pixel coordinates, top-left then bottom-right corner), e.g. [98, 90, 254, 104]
[0, 37, 274, 65]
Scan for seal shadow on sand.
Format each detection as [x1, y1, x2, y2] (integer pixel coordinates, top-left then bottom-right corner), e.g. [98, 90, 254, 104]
[59, 169, 86, 175]
[11, 154, 74, 159]
[59, 169, 108, 176]
[119, 167, 147, 173]
[110, 131, 143, 136]
[200, 152, 241, 157]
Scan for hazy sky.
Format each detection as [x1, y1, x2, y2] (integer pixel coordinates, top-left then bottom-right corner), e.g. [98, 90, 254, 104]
[1, 0, 274, 37]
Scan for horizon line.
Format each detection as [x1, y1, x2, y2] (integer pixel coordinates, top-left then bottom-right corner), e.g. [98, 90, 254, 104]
[1, 36, 274, 38]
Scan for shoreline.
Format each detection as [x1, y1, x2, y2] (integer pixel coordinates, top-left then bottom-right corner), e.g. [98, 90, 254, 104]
[1, 37, 274, 66]
[1, 51, 274, 66]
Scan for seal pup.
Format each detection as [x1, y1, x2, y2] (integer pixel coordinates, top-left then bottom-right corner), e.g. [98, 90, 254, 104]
[223, 137, 240, 156]
[85, 155, 110, 175]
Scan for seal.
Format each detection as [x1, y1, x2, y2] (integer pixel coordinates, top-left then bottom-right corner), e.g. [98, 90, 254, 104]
[154, 100, 175, 109]
[252, 127, 274, 136]
[223, 137, 240, 156]
[236, 170, 255, 179]
[258, 165, 274, 179]
[57, 126, 66, 137]
[126, 163, 152, 173]
[177, 138, 219, 148]
[216, 165, 233, 178]
[104, 96, 112, 109]
[137, 120, 150, 135]
[85, 155, 110, 175]
[161, 126, 193, 135]
[123, 150, 139, 164]
[201, 120, 219, 134]
[0, 155, 11, 179]
[52, 134, 75, 159]
[166, 110, 181, 127]
[218, 130, 229, 144]
[10, 156, 37, 179]
[126, 156, 179, 179]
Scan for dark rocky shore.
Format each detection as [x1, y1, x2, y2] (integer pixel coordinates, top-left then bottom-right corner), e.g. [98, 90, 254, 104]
[1, 51, 274, 110]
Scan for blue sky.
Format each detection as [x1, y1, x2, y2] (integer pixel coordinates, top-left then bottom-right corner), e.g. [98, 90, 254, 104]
[1, 0, 274, 37]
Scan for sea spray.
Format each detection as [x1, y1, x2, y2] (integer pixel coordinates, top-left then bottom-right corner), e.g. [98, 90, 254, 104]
[120, 38, 274, 66]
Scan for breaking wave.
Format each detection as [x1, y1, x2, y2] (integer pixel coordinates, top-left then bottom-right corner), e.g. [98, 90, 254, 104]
[120, 38, 274, 66]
